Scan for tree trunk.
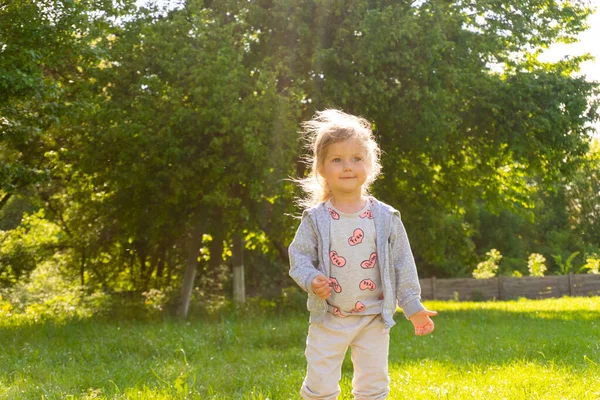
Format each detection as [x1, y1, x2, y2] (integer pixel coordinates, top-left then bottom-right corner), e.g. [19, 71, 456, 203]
[148, 242, 165, 287]
[130, 251, 136, 284]
[208, 229, 224, 280]
[0, 193, 12, 212]
[232, 234, 245, 304]
[156, 246, 166, 286]
[80, 246, 86, 286]
[139, 253, 147, 290]
[177, 222, 204, 318]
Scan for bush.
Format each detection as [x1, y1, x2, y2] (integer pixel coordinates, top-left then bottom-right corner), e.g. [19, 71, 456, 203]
[473, 249, 502, 279]
[1, 257, 111, 322]
[551, 251, 580, 275]
[582, 252, 600, 274]
[528, 253, 547, 277]
[0, 209, 63, 286]
[142, 287, 174, 315]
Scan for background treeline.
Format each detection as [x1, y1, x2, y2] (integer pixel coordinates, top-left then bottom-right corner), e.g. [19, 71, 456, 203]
[1, 0, 599, 315]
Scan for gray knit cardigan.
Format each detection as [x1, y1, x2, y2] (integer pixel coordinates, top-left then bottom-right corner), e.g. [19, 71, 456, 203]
[288, 196, 425, 328]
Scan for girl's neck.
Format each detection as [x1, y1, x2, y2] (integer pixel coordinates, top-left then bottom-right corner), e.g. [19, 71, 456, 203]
[330, 194, 368, 214]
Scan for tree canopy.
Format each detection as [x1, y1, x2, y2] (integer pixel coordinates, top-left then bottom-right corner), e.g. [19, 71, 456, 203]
[1, 0, 598, 307]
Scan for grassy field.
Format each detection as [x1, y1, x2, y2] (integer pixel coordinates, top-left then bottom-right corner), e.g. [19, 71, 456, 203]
[1, 297, 599, 399]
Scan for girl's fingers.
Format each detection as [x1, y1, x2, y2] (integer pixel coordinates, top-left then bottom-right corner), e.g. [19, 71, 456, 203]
[415, 322, 434, 336]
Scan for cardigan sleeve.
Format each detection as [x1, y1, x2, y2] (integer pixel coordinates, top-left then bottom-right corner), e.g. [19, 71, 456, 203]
[289, 213, 322, 294]
[390, 213, 425, 319]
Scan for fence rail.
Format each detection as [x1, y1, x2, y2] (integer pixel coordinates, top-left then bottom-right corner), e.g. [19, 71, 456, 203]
[419, 273, 600, 301]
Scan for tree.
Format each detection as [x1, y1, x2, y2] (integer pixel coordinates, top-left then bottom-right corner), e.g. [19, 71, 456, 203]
[57, 1, 300, 311]
[566, 138, 600, 251]
[0, 0, 130, 209]
[2, 0, 598, 307]
[0, 0, 134, 288]
[252, 0, 598, 275]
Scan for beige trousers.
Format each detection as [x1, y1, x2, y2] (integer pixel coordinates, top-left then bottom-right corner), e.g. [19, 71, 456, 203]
[301, 313, 390, 400]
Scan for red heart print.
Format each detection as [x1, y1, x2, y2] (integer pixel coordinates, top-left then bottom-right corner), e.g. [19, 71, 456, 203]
[348, 228, 364, 246]
[330, 250, 346, 267]
[359, 279, 376, 291]
[350, 301, 366, 313]
[329, 277, 342, 293]
[328, 208, 340, 220]
[361, 252, 377, 269]
[359, 209, 373, 219]
[333, 307, 346, 318]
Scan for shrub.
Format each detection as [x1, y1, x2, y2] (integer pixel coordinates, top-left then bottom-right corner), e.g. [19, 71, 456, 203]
[528, 253, 547, 277]
[551, 251, 580, 275]
[582, 253, 600, 274]
[473, 249, 502, 279]
[0, 209, 63, 286]
[142, 287, 174, 314]
[2, 258, 111, 322]
[0, 294, 13, 317]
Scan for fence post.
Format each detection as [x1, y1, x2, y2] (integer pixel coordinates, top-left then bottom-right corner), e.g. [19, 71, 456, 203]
[431, 276, 437, 300]
[232, 234, 245, 304]
[569, 272, 575, 296]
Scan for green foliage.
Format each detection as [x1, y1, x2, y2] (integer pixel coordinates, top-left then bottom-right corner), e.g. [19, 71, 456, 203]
[55, 1, 301, 293]
[551, 251, 580, 275]
[1, 258, 111, 322]
[473, 249, 502, 279]
[1, 0, 599, 302]
[528, 253, 547, 277]
[565, 138, 600, 246]
[0, 0, 132, 202]
[0, 188, 39, 231]
[142, 287, 174, 314]
[0, 209, 63, 286]
[582, 253, 600, 274]
[0, 294, 12, 317]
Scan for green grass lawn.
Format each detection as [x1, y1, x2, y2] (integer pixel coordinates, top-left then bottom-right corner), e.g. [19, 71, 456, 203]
[1, 297, 599, 399]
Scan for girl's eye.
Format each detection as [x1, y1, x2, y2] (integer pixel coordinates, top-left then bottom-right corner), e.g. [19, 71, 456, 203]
[332, 158, 341, 163]
[353, 157, 363, 162]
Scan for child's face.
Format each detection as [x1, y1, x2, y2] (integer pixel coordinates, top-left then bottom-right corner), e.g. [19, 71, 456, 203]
[320, 139, 369, 198]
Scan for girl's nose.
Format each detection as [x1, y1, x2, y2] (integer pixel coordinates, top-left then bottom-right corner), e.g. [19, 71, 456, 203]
[343, 162, 351, 171]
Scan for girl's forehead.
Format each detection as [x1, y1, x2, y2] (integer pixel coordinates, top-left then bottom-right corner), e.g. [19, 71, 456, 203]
[325, 138, 367, 155]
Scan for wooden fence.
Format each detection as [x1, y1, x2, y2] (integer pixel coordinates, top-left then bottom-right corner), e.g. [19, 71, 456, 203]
[419, 273, 600, 301]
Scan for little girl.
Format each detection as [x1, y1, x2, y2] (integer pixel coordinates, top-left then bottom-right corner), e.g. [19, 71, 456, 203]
[289, 109, 437, 400]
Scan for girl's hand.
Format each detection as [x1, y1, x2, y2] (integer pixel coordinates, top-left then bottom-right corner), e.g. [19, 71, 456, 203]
[311, 275, 332, 299]
[409, 309, 438, 336]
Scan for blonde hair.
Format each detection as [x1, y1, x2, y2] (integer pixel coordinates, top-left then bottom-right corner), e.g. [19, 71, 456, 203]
[295, 109, 382, 209]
